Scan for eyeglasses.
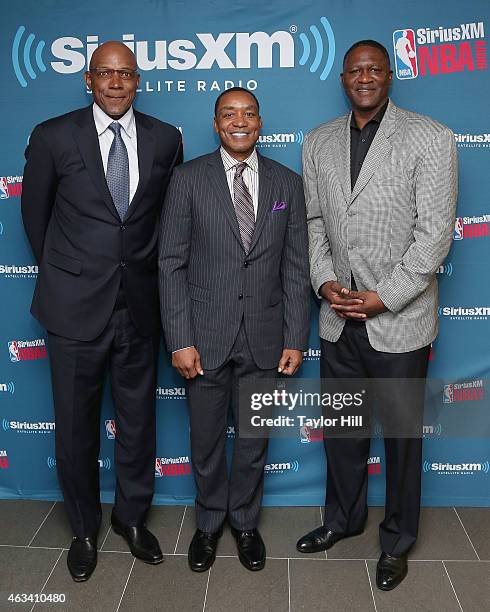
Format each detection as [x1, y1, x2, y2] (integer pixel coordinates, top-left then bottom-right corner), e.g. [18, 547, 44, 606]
[89, 68, 139, 80]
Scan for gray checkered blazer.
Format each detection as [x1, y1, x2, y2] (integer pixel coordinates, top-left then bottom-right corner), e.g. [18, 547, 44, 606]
[304, 99, 458, 353]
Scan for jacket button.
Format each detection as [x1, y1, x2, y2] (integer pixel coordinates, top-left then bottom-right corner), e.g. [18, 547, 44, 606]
[120, 224, 126, 230]
[244, 261, 249, 268]
[238, 294, 243, 300]
[120, 261, 126, 267]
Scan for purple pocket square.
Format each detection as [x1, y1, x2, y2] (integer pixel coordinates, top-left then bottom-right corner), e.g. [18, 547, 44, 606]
[272, 201, 287, 212]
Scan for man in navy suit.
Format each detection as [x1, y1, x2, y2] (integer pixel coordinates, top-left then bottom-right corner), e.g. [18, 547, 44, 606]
[21, 41, 182, 581]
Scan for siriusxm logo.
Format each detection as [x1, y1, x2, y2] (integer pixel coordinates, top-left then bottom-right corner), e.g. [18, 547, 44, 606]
[0, 264, 38, 279]
[257, 130, 304, 149]
[0, 381, 15, 395]
[443, 379, 484, 403]
[423, 460, 489, 475]
[453, 215, 489, 240]
[155, 456, 191, 477]
[454, 132, 490, 148]
[3, 419, 55, 434]
[0, 450, 9, 469]
[303, 347, 320, 361]
[436, 263, 453, 277]
[0, 175, 23, 199]
[47, 456, 111, 469]
[393, 21, 486, 80]
[156, 386, 186, 399]
[367, 455, 381, 475]
[438, 306, 489, 320]
[423, 423, 443, 437]
[12, 18, 335, 88]
[264, 460, 299, 474]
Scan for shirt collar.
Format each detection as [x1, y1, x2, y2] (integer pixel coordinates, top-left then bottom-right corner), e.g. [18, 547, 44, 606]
[220, 147, 258, 173]
[92, 103, 136, 138]
[350, 99, 389, 130]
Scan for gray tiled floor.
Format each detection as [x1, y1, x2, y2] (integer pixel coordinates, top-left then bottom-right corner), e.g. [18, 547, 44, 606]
[0, 501, 488, 611]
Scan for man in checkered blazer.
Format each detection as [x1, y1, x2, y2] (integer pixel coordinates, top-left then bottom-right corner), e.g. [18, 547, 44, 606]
[296, 40, 457, 591]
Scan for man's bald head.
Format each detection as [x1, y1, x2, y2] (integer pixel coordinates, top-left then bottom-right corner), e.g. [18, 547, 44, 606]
[89, 41, 137, 71]
[84, 41, 139, 120]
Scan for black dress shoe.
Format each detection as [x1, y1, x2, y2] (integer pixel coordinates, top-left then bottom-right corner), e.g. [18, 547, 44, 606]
[188, 528, 222, 572]
[67, 536, 97, 582]
[111, 514, 163, 564]
[296, 525, 363, 553]
[231, 527, 266, 571]
[376, 552, 408, 591]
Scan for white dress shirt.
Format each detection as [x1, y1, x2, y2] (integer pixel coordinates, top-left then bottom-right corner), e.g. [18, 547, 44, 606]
[220, 146, 259, 219]
[92, 103, 139, 204]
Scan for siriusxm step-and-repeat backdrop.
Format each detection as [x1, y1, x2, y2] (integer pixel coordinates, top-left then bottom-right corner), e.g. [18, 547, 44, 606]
[0, 1, 489, 506]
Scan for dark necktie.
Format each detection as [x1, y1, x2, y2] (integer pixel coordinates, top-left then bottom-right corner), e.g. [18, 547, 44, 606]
[106, 122, 129, 220]
[233, 162, 255, 253]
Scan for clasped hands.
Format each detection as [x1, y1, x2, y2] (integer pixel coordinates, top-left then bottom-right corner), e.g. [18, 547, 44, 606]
[321, 280, 387, 320]
[172, 347, 303, 380]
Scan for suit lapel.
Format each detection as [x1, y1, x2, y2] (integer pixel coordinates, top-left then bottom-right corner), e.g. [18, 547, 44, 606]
[207, 150, 243, 248]
[124, 111, 155, 221]
[73, 106, 118, 219]
[333, 114, 351, 206]
[248, 153, 272, 253]
[349, 99, 397, 206]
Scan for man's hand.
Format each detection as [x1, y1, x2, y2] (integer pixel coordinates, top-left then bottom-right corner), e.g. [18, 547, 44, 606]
[320, 281, 365, 319]
[172, 347, 204, 379]
[278, 349, 303, 376]
[330, 288, 387, 319]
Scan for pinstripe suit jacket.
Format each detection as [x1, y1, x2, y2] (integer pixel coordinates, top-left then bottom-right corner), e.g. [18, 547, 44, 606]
[158, 149, 310, 369]
[304, 99, 458, 353]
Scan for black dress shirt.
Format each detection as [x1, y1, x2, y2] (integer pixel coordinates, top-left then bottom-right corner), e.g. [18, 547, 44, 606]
[350, 100, 388, 190]
[349, 100, 388, 291]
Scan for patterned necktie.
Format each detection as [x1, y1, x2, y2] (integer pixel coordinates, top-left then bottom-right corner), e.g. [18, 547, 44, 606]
[106, 122, 129, 220]
[233, 162, 255, 253]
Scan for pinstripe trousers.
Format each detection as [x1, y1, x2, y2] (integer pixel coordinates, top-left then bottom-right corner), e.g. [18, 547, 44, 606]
[186, 322, 276, 533]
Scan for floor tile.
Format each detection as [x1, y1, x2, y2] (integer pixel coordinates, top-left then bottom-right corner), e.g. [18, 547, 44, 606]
[410, 508, 479, 560]
[205, 557, 288, 612]
[453, 507, 490, 560]
[30, 503, 112, 550]
[102, 505, 185, 554]
[0, 546, 61, 610]
[0, 500, 55, 546]
[444, 561, 490, 612]
[367, 560, 460, 611]
[119, 554, 208, 612]
[35, 550, 133, 611]
[175, 506, 238, 557]
[327, 507, 383, 560]
[258, 507, 326, 559]
[289, 559, 374, 611]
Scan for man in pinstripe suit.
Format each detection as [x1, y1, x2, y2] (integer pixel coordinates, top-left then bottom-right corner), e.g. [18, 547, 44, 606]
[296, 41, 457, 590]
[159, 88, 310, 572]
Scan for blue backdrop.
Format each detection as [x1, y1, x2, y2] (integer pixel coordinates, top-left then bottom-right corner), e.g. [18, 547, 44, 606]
[0, 0, 489, 506]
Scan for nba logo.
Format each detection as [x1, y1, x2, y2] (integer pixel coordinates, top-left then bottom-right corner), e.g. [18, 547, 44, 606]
[443, 384, 454, 403]
[300, 426, 311, 444]
[453, 217, 464, 240]
[0, 177, 8, 200]
[393, 29, 418, 79]
[105, 419, 116, 439]
[155, 458, 164, 478]
[8, 341, 20, 362]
